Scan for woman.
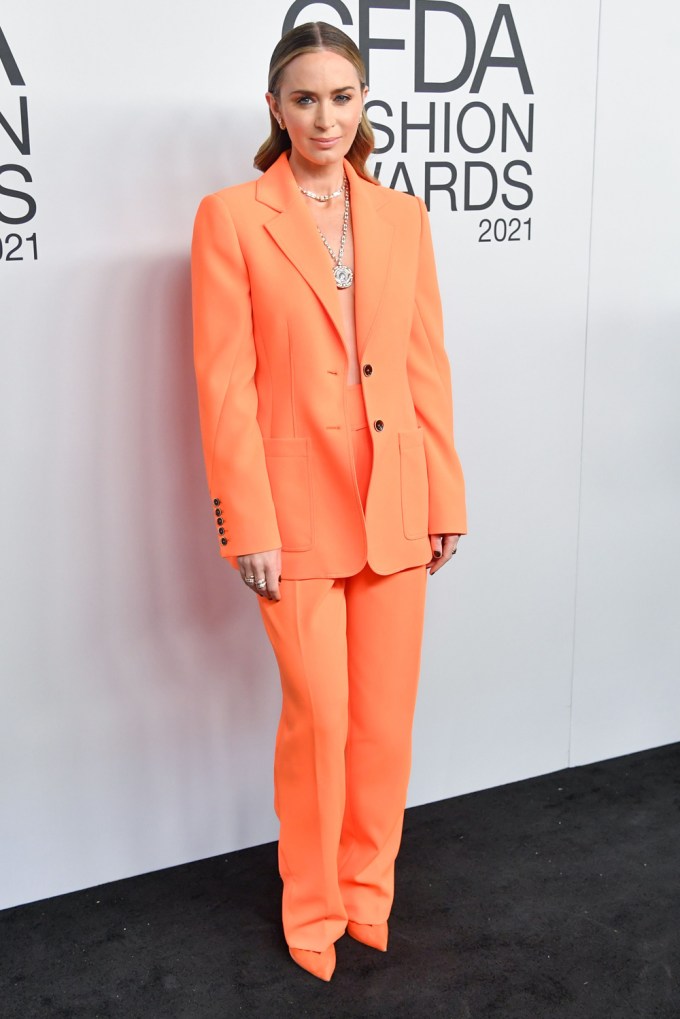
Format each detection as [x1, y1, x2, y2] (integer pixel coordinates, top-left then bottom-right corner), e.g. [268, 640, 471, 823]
[191, 21, 467, 982]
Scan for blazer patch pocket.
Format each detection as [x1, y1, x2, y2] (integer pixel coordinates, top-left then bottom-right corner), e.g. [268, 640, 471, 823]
[263, 436, 313, 552]
[398, 427, 429, 540]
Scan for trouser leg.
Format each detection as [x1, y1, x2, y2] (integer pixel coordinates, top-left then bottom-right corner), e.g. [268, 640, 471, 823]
[258, 576, 350, 951]
[338, 560, 428, 922]
[256, 385, 427, 946]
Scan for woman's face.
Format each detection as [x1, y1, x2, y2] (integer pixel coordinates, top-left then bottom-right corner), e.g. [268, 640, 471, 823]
[267, 49, 368, 173]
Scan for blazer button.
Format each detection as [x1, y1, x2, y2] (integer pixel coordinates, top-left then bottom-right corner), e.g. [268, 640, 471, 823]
[218, 527, 225, 535]
[373, 419, 384, 432]
[362, 363, 373, 376]
[213, 497, 221, 506]
[220, 538, 228, 546]
[217, 517, 224, 525]
[215, 507, 222, 516]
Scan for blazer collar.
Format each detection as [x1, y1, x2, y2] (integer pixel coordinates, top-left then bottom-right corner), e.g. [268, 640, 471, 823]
[256, 152, 395, 359]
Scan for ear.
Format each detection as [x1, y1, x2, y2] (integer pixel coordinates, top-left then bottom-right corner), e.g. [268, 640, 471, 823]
[265, 91, 280, 121]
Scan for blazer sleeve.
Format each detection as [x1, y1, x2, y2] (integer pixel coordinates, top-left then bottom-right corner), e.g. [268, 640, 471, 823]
[406, 196, 468, 536]
[191, 192, 281, 557]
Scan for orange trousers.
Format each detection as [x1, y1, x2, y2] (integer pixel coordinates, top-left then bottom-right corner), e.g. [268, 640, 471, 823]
[258, 383, 428, 951]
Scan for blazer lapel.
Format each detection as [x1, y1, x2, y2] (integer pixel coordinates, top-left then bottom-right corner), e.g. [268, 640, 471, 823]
[257, 152, 395, 359]
[344, 159, 395, 360]
[257, 154, 345, 343]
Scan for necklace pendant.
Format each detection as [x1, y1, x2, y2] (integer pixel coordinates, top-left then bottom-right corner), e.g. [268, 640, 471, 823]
[334, 264, 354, 289]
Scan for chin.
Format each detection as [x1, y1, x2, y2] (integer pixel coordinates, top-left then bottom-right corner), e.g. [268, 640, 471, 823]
[302, 145, 352, 167]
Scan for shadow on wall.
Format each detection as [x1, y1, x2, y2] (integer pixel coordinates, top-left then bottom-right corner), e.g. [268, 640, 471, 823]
[92, 251, 276, 690]
[1, 108, 283, 907]
[42, 246, 280, 858]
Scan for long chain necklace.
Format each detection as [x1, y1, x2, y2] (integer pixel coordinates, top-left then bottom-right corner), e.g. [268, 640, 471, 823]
[314, 179, 353, 289]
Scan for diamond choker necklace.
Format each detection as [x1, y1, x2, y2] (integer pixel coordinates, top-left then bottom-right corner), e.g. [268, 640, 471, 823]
[297, 181, 344, 202]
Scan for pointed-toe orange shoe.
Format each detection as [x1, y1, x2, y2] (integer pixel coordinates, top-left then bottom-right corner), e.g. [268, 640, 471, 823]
[289, 944, 336, 981]
[346, 920, 389, 952]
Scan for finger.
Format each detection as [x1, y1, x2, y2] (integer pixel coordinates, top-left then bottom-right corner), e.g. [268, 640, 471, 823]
[263, 560, 281, 601]
[429, 534, 443, 560]
[430, 535, 453, 574]
[429, 555, 443, 575]
[239, 558, 257, 591]
[426, 534, 442, 574]
[430, 535, 460, 574]
[441, 535, 459, 559]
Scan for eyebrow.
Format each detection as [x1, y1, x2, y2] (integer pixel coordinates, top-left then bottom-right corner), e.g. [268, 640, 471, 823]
[287, 86, 357, 96]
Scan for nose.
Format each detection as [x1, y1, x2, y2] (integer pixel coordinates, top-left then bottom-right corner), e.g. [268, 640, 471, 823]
[314, 100, 335, 131]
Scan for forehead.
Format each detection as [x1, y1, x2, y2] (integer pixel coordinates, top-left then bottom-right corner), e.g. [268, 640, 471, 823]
[280, 49, 361, 91]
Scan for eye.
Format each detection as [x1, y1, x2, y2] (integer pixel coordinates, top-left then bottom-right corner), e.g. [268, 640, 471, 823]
[295, 96, 314, 105]
[334, 94, 351, 104]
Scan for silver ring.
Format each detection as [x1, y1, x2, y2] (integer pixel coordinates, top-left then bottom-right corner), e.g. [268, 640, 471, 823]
[245, 575, 256, 584]
[255, 578, 267, 589]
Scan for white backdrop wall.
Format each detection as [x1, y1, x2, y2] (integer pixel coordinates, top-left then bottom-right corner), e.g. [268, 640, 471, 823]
[0, 1, 678, 911]
[570, 1, 680, 759]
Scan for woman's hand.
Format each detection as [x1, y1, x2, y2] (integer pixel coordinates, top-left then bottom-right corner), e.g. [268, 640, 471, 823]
[237, 548, 282, 601]
[427, 533, 461, 575]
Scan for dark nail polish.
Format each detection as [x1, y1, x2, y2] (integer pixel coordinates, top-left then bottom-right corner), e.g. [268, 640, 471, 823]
[433, 550, 442, 558]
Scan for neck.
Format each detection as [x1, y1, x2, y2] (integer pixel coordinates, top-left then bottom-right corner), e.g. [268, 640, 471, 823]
[288, 150, 346, 195]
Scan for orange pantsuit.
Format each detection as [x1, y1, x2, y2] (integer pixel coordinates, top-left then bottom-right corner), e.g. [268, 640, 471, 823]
[191, 153, 467, 950]
[258, 385, 428, 949]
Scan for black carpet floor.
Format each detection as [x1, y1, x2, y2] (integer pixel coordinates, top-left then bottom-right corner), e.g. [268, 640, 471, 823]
[2, 741, 679, 1019]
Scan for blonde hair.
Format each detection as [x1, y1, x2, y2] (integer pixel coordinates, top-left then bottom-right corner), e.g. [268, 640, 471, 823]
[254, 21, 377, 184]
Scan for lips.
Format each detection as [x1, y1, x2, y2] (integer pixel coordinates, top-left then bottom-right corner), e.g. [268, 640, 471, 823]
[312, 137, 340, 146]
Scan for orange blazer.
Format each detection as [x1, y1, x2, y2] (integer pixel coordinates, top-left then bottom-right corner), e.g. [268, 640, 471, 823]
[191, 151, 467, 580]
